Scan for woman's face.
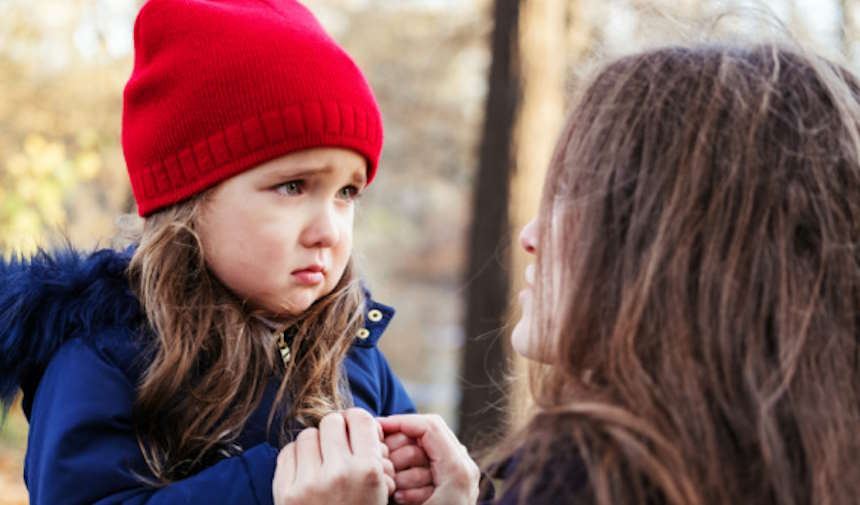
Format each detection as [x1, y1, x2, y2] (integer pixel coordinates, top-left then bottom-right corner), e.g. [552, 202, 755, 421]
[512, 217, 543, 360]
[196, 147, 366, 317]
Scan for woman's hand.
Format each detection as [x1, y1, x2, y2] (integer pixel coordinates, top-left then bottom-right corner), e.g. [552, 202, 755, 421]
[380, 415, 480, 505]
[273, 408, 395, 505]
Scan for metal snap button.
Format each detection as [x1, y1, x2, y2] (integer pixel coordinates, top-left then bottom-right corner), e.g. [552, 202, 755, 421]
[367, 309, 383, 322]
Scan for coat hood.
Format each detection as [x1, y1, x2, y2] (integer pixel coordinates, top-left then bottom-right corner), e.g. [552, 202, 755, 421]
[0, 247, 141, 409]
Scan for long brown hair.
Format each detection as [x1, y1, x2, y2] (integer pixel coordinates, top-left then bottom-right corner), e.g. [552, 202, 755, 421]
[493, 43, 860, 505]
[127, 192, 364, 483]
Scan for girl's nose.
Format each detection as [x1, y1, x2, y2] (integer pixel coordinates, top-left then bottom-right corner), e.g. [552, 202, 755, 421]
[301, 205, 340, 248]
[519, 217, 537, 255]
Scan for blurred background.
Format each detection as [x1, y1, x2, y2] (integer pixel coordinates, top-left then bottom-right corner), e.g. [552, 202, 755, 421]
[1, 0, 859, 502]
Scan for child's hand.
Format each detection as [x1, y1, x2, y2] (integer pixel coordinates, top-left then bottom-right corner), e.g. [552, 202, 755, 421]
[382, 423, 434, 504]
[273, 409, 394, 505]
[377, 419, 398, 495]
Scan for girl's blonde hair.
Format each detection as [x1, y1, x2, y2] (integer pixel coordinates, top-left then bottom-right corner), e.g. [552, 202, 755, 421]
[491, 43, 860, 505]
[127, 192, 364, 483]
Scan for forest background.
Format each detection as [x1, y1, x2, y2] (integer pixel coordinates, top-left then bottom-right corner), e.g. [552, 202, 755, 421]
[2, 0, 857, 501]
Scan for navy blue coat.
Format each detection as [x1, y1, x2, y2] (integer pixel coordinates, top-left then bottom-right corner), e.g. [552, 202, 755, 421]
[0, 248, 415, 504]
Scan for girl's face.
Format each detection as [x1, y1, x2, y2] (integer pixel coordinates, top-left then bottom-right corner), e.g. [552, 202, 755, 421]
[512, 217, 541, 360]
[197, 147, 366, 317]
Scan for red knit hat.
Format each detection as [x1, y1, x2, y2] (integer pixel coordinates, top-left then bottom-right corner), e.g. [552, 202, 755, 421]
[122, 0, 383, 216]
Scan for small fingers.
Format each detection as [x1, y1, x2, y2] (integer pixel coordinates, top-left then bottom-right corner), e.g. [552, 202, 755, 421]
[273, 441, 298, 503]
[318, 412, 350, 464]
[384, 432, 413, 452]
[294, 427, 322, 481]
[344, 408, 381, 456]
[382, 454, 395, 480]
[276, 441, 297, 484]
[390, 443, 430, 471]
[385, 472, 396, 497]
[395, 466, 434, 490]
[393, 486, 434, 505]
[376, 417, 385, 442]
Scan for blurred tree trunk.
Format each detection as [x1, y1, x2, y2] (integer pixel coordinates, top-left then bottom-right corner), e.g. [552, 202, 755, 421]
[458, 0, 521, 450]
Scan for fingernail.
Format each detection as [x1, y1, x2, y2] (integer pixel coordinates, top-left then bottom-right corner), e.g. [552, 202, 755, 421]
[394, 491, 404, 504]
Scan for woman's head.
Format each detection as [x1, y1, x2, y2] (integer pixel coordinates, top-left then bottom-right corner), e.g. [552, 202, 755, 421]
[507, 43, 860, 505]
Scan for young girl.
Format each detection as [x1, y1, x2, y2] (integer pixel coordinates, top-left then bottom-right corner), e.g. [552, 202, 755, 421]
[382, 41, 860, 505]
[0, 1, 431, 503]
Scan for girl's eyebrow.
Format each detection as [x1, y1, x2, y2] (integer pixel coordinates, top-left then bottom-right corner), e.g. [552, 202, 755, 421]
[261, 165, 367, 186]
[263, 165, 330, 179]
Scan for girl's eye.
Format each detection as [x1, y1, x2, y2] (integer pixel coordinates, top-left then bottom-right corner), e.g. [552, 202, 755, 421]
[275, 181, 303, 196]
[338, 185, 360, 201]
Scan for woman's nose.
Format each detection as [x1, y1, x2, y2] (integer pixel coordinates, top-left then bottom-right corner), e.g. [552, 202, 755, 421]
[519, 217, 537, 255]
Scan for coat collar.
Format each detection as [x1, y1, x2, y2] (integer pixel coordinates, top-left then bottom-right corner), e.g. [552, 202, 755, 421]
[354, 294, 394, 348]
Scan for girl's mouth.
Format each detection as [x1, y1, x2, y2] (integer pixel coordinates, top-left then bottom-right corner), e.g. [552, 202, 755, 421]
[292, 265, 326, 285]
